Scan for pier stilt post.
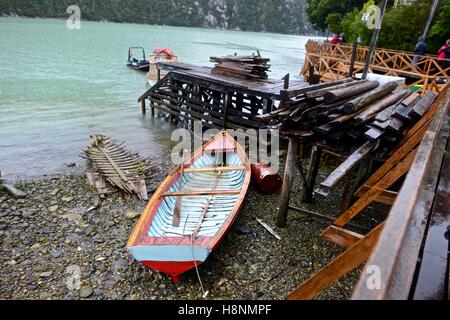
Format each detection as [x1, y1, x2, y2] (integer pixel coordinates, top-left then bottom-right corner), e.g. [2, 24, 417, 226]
[302, 145, 322, 203]
[141, 99, 146, 115]
[277, 137, 299, 228]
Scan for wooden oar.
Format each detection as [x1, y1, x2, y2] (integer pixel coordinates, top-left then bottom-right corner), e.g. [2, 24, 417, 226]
[172, 153, 185, 227]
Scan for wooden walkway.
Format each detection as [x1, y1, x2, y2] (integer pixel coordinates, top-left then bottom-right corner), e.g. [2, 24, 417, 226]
[302, 40, 450, 94]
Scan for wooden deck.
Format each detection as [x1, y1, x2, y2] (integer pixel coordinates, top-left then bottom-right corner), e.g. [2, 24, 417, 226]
[153, 61, 308, 100]
[138, 61, 317, 130]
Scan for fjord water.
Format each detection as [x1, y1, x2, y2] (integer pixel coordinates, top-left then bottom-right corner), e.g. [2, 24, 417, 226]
[0, 18, 309, 179]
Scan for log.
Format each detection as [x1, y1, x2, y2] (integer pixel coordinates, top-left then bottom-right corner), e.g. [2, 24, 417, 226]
[343, 81, 398, 114]
[315, 141, 378, 197]
[324, 81, 379, 104]
[354, 90, 407, 124]
[305, 80, 361, 99]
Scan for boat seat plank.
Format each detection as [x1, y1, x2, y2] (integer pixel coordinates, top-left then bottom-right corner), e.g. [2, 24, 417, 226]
[161, 190, 241, 197]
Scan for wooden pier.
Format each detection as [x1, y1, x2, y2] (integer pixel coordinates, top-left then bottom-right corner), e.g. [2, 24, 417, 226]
[138, 62, 308, 130]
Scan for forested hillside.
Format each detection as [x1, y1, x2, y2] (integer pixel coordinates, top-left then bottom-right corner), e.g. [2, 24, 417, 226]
[0, 0, 312, 34]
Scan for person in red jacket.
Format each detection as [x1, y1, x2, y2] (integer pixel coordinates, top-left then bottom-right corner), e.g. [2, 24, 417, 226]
[331, 34, 340, 45]
[437, 39, 450, 75]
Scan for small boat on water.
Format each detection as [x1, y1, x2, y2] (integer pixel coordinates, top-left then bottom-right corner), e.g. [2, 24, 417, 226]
[147, 48, 178, 85]
[127, 131, 251, 282]
[127, 47, 150, 72]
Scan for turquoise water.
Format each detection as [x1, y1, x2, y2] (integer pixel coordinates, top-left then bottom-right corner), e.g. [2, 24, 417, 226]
[0, 17, 311, 179]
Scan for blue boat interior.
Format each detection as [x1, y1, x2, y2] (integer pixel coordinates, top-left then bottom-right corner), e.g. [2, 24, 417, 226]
[148, 152, 245, 238]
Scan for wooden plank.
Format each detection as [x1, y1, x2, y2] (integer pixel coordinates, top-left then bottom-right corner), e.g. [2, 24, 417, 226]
[409, 90, 438, 119]
[286, 222, 384, 300]
[357, 186, 398, 205]
[412, 138, 450, 300]
[173, 154, 185, 227]
[315, 141, 377, 197]
[355, 90, 407, 124]
[355, 119, 430, 197]
[321, 225, 364, 248]
[334, 149, 417, 227]
[162, 190, 241, 197]
[364, 127, 385, 140]
[183, 166, 246, 174]
[352, 91, 450, 300]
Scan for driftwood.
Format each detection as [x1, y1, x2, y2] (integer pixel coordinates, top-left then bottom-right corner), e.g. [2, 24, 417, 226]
[343, 81, 399, 114]
[84, 135, 150, 200]
[0, 171, 26, 198]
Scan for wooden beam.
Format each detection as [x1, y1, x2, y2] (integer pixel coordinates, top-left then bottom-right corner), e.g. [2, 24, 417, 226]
[357, 186, 398, 205]
[315, 141, 377, 197]
[277, 138, 298, 228]
[334, 148, 417, 228]
[182, 166, 246, 174]
[302, 145, 322, 203]
[286, 222, 384, 300]
[162, 190, 241, 197]
[321, 225, 364, 248]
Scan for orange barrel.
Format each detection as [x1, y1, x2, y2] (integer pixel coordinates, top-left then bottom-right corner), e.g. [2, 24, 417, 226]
[251, 163, 283, 195]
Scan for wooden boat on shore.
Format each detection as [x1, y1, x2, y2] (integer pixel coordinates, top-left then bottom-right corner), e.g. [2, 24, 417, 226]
[127, 131, 251, 282]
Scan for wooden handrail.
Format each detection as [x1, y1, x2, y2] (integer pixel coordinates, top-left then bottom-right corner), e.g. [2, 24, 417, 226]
[351, 89, 450, 300]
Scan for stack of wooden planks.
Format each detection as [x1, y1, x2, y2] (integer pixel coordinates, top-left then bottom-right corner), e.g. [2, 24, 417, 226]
[259, 79, 437, 153]
[83, 135, 151, 201]
[210, 54, 270, 80]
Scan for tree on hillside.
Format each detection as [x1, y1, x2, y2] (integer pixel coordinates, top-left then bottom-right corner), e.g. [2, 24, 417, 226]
[306, 0, 366, 32]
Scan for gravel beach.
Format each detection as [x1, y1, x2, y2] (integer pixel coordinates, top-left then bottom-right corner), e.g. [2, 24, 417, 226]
[0, 158, 389, 300]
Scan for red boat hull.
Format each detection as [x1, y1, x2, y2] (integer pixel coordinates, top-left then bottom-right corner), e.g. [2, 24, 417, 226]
[141, 260, 204, 283]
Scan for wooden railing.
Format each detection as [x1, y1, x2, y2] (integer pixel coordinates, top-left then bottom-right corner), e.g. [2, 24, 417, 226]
[352, 87, 450, 300]
[302, 40, 450, 94]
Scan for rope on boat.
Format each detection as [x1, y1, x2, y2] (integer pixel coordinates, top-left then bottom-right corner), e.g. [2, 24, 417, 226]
[191, 234, 209, 299]
[183, 212, 209, 299]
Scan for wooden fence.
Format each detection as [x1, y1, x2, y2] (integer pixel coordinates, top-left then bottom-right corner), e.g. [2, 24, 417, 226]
[301, 40, 450, 94]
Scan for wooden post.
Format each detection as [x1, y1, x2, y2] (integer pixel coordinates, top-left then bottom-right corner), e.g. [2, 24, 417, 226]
[141, 98, 146, 115]
[277, 138, 298, 228]
[348, 37, 358, 77]
[302, 145, 322, 203]
[222, 92, 230, 129]
[362, 0, 388, 79]
[284, 73, 290, 89]
[150, 101, 155, 117]
[423, 0, 440, 39]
